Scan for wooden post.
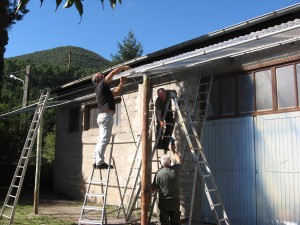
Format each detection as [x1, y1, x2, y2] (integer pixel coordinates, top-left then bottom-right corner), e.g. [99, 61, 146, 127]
[22, 65, 30, 108]
[34, 118, 43, 214]
[141, 74, 151, 225]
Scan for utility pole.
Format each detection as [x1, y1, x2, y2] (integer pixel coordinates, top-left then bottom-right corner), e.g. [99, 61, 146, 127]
[22, 65, 30, 108]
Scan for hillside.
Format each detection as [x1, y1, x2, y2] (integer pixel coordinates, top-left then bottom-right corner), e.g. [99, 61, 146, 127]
[7, 46, 111, 72]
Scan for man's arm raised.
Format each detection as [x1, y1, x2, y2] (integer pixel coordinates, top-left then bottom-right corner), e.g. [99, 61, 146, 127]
[105, 65, 131, 84]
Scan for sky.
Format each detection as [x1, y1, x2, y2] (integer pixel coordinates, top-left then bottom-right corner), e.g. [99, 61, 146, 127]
[5, 0, 300, 61]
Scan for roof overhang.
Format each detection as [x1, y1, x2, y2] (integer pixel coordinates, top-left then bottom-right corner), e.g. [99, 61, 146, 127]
[114, 19, 300, 81]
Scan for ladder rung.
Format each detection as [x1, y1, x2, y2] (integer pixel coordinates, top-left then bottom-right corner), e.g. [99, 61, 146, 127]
[5, 204, 13, 208]
[165, 122, 174, 125]
[12, 185, 19, 188]
[15, 175, 22, 178]
[202, 174, 212, 178]
[89, 180, 107, 185]
[79, 219, 103, 224]
[218, 218, 227, 222]
[8, 195, 16, 198]
[86, 193, 104, 197]
[207, 188, 217, 192]
[1, 214, 10, 219]
[213, 203, 221, 207]
[82, 206, 104, 211]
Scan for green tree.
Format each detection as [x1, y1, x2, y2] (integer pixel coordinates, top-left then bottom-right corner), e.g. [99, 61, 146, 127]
[0, 0, 28, 79]
[110, 31, 144, 65]
[43, 129, 56, 163]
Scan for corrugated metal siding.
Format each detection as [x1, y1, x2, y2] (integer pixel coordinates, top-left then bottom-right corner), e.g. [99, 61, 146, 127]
[255, 112, 300, 225]
[201, 117, 256, 225]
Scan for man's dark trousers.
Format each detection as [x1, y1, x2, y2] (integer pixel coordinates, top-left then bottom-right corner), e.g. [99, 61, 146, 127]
[158, 198, 180, 225]
[156, 112, 174, 149]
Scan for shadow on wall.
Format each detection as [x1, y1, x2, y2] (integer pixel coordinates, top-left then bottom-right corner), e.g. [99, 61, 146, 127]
[53, 104, 84, 199]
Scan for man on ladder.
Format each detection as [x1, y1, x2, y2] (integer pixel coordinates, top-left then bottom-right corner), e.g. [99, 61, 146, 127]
[91, 65, 130, 169]
[155, 88, 176, 151]
[151, 139, 182, 225]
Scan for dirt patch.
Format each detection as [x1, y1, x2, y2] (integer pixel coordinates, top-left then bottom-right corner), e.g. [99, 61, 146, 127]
[38, 197, 130, 224]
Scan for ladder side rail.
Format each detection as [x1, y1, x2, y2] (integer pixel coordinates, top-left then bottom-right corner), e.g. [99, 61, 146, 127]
[180, 97, 209, 163]
[11, 90, 50, 223]
[0, 89, 50, 224]
[126, 97, 171, 222]
[188, 163, 199, 225]
[122, 100, 156, 214]
[78, 168, 96, 223]
[100, 135, 115, 224]
[175, 98, 230, 225]
[188, 74, 214, 225]
[146, 96, 176, 223]
[111, 157, 126, 220]
[181, 78, 202, 162]
[199, 74, 214, 139]
[124, 112, 156, 219]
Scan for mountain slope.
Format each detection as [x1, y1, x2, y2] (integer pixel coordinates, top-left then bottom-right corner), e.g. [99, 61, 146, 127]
[7, 46, 111, 72]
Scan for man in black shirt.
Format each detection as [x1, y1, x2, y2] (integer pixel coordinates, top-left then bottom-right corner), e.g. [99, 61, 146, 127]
[155, 88, 176, 150]
[91, 65, 130, 169]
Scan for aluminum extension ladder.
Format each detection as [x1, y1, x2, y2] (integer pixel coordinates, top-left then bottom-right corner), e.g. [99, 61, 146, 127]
[78, 135, 125, 225]
[123, 98, 172, 223]
[0, 88, 51, 225]
[180, 74, 214, 225]
[171, 93, 230, 225]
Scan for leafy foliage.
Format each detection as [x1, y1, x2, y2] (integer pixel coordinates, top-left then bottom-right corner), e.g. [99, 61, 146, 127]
[17, 0, 122, 17]
[0, 0, 29, 79]
[110, 31, 144, 65]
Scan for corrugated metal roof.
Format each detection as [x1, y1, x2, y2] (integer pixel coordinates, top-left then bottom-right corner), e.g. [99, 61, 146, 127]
[114, 18, 300, 80]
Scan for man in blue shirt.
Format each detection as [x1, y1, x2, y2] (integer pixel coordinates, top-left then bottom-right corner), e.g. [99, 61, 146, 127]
[91, 65, 130, 169]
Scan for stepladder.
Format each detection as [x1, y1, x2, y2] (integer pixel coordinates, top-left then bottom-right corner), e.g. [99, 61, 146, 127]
[0, 88, 51, 225]
[78, 134, 125, 225]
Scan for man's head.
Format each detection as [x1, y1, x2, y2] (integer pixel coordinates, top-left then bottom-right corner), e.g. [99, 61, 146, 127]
[160, 154, 171, 168]
[157, 88, 167, 102]
[91, 72, 105, 85]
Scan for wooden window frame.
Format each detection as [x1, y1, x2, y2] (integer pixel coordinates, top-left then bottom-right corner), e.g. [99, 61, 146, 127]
[208, 60, 300, 120]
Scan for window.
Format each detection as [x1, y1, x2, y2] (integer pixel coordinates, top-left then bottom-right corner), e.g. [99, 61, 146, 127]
[238, 74, 254, 113]
[208, 80, 220, 117]
[255, 70, 272, 111]
[84, 99, 121, 130]
[114, 100, 121, 126]
[296, 64, 300, 105]
[276, 65, 296, 109]
[208, 62, 300, 119]
[69, 107, 79, 132]
[88, 106, 99, 130]
[220, 77, 235, 115]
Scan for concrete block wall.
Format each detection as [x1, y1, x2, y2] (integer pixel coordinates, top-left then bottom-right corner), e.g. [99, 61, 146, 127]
[54, 72, 203, 221]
